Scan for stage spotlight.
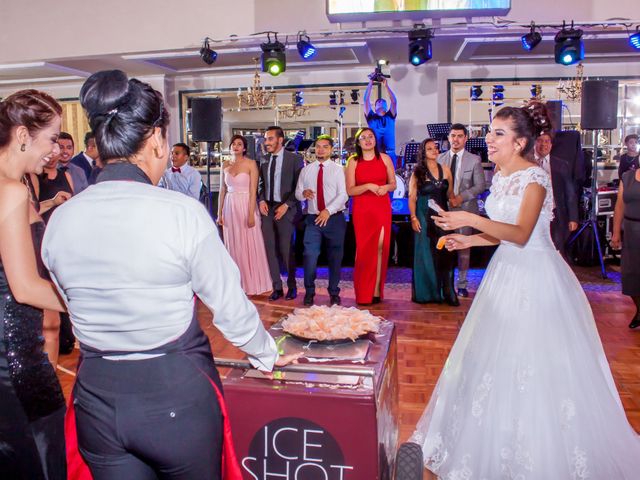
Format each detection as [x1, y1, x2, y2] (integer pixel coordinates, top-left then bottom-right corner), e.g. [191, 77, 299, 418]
[297, 34, 317, 60]
[530, 84, 542, 99]
[554, 24, 584, 65]
[338, 90, 345, 105]
[350, 89, 360, 104]
[521, 23, 542, 51]
[329, 91, 337, 107]
[199, 39, 218, 65]
[261, 36, 286, 76]
[492, 85, 505, 106]
[630, 27, 640, 50]
[294, 91, 304, 106]
[408, 26, 433, 66]
[470, 85, 483, 101]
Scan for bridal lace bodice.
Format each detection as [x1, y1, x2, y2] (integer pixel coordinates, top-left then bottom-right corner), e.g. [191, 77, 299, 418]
[484, 166, 555, 250]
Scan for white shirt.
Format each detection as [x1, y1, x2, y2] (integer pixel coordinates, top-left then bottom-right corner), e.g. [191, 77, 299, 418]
[81, 152, 94, 169]
[295, 159, 348, 214]
[536, 154, 551, 175]
[158, 163, 202, 200]
[449, 149, 465, 195]
[42, 181, 277, 370]
[266, 148, 284, 202]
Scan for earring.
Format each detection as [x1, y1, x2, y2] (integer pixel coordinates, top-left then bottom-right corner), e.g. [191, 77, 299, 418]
[20, 144, 26, 152]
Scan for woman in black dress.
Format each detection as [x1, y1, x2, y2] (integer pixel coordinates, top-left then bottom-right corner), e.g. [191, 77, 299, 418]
[0, 90, 67, 479]
[612, 167, 640, 328]
[34, 152, 74, 223]
[409, 138, 458, 305]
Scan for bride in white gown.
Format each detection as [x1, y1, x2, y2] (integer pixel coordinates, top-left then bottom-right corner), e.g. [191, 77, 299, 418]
[410, 102, 640, 479]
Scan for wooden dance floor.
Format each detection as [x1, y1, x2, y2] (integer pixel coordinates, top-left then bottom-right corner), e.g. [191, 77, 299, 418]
[56, 265, 640, 478]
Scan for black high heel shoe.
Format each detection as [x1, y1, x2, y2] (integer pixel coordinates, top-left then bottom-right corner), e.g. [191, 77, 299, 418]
[372, 296, 381, 304]
[629, 315, 640, 329]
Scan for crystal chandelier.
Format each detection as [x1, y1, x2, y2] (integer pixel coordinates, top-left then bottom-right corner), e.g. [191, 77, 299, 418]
[237, 58, 276, 109]
[277, 93, 310, 119]
[557, 63, 584, 102]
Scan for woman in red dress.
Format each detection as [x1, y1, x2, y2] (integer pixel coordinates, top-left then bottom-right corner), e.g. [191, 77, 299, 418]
[346, 127, 396, 304]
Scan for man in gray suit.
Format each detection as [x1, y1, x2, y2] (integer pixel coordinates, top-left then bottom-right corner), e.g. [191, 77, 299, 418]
[437, 124, 486, 297]
[258, 126, 304, 301]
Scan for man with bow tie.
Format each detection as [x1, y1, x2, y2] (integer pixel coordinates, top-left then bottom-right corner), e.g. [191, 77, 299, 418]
[158, 143, 202, 199]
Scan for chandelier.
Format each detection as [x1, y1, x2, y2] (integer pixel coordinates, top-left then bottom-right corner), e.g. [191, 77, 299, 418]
[557, 63, 584, 102]
[277, 93, 310, 119]
[237, 58, 276, 109]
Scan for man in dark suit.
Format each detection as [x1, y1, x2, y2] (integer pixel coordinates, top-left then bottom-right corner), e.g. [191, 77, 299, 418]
[258, 126, 304, 301]
[437, 124, 486, 297]
[535, 133, 579, 257]
[70, 131, 99, 181]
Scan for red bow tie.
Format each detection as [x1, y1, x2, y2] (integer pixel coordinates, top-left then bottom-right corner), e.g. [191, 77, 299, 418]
[171, 167, 181, 173]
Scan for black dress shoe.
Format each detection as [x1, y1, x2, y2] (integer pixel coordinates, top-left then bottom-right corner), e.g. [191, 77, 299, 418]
[629, 316, 640, 329]
[269, 289, 284, 301]
[303, 293, 314, 306]
[457, 288, 469, 298]
[329, 295, 341, 306]
[285, 287, 297, 300]
[446, 298, 461, 307]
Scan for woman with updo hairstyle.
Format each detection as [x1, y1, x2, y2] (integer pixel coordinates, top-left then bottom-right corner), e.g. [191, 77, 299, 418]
[41, 70, 299, 479]
[409, 101, 640, 479]
[0, 90, 67, 479]
[217, 134, 272, 295]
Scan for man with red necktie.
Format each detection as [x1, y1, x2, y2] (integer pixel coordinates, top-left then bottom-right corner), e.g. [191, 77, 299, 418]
[158, 143, 202, 199]
[295, 135, 348, 306]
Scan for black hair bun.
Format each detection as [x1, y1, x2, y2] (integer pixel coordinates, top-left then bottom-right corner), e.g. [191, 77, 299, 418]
[525, 100, 553, 137]
[80, 70, 131, 119]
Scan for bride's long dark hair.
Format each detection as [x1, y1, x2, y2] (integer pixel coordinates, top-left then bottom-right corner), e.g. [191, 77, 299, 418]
[493, 101, 553, 159]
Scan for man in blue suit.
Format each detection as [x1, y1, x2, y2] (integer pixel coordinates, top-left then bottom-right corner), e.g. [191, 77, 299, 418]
[70, 131, 99, 181]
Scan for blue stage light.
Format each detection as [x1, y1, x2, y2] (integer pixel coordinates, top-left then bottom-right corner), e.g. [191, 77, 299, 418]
[408, 26, 433, 66]
[554, 25, 584, 66]
[521, 23, 542, 51]
[630, 28, 640, 50]
[297, 35, 317, 60]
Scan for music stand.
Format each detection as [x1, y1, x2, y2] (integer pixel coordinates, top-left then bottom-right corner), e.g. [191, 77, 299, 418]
[567, 130, 607, 278]
[427, 123, 452, 140]
[465, 137, 488, 163]
[402, 142, 421, 164]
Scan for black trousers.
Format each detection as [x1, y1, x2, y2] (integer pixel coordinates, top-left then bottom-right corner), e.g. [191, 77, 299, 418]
[303, 213, 346, 296]
[261, 203, 297, 290]
[73, 352, 223, 480]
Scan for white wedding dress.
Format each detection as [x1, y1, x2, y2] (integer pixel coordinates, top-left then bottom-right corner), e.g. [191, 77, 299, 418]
[410, 166, 640, 479]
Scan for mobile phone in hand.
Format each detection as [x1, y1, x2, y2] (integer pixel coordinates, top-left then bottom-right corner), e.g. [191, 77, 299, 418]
[428, 199, 444, 214]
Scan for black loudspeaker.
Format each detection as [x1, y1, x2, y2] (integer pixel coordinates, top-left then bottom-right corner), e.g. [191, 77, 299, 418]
[580, 80, 618, 130]
[191, 97, 222, 142]
[545, 100, 563, 131]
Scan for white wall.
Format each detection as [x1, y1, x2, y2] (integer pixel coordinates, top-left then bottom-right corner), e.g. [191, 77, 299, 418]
[2, 0, 639, 63]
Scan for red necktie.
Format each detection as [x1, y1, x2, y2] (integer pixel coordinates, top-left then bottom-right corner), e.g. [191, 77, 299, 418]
[317, 163, 326, 212]
[171, 167, 181, 173]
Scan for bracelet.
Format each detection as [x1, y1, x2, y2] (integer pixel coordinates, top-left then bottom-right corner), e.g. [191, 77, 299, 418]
[410, 215, 418, 220]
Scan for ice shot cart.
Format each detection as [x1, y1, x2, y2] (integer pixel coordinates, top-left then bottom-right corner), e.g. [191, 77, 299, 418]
[216, 319, 399, 480]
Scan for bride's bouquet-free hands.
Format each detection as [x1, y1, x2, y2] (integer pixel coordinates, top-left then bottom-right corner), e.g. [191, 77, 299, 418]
[437, 234, 474, 251]
[432, 210, 478, 231]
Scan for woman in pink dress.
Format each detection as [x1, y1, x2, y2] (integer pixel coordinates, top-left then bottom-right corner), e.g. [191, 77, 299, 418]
[218, 135, 272, 295]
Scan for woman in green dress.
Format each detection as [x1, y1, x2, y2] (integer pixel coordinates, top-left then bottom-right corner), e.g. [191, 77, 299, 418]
[409, 138, 459, 305]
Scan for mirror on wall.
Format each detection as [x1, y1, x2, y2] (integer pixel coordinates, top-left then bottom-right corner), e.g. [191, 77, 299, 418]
[179, 83, 369, 169]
